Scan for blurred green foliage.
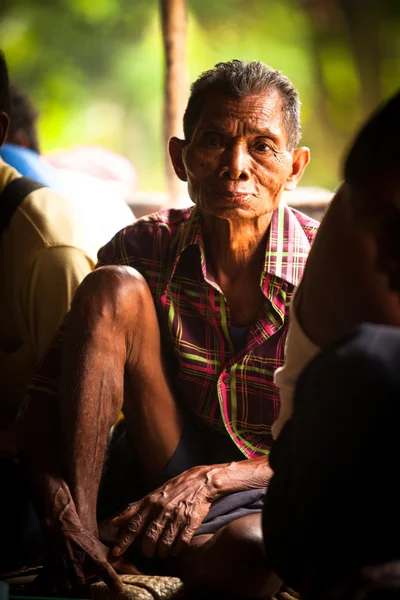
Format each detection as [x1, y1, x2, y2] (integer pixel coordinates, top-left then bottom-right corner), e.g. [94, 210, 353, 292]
[0, 0, 399, 192]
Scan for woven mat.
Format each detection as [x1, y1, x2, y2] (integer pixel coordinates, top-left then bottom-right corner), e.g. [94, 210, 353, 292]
[2, 567, 299, 599]
[91, 575, 185, 600]
[90, 574, 299, 600]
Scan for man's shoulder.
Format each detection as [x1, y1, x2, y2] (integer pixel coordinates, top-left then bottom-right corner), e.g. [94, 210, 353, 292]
[5, 183, 100, 262]
[0, 145, 63, 190]
[132, 205, 194, 228]
[118, 205, 194, 242]
[0, 159, 20, 190]
[97, 205, 195, 266]
[15, 184, 80, 233]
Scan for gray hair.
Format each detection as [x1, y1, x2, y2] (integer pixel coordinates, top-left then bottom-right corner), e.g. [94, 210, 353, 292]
[183, 59, 301, 149]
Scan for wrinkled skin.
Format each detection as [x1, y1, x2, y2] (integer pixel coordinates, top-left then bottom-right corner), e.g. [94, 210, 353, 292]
[98, 458, 273, 563]
[171, 90, 309, 223]
[34, 495, 140, 595]
[103, 465, 215, 560]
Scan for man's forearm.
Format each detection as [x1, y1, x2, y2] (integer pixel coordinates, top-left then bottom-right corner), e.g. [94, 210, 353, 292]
[205, 456, 272, 500]
[17, 392, 81, 533]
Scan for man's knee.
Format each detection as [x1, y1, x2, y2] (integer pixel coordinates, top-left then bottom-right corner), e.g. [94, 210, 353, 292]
[218, 516, 282, 598]
[70, 266, 152, 330]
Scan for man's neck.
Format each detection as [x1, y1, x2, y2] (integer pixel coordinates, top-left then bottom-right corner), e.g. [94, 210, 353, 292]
[202, 212, 272, 283]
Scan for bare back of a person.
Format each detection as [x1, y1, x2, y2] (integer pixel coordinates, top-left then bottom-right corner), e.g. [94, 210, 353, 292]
[295, 184, 400, 349]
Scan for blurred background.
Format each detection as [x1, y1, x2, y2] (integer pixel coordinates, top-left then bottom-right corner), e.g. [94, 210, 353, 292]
[0, 0, 399, 206]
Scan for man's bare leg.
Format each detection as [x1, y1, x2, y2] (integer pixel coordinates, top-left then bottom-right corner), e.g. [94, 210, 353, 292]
[58, 265, 183, 535]
[168, 514, 281, 598]
[57, 265, 278, 596]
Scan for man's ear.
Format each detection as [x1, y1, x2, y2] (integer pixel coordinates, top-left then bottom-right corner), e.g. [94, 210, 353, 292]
[169, 137, 187, 182]
[284, 147, 310, 191]
[11, 128, 31, 148]
[0, 112, 10, 147]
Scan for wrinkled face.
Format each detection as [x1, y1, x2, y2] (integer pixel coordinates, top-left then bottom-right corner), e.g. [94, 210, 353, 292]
[181, 89, 299, 220]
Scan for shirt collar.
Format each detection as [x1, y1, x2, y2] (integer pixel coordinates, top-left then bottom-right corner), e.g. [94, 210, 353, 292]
[167, 207, 206, 285]
[167, 202, 311, 288]
[262, 201, 312, 287]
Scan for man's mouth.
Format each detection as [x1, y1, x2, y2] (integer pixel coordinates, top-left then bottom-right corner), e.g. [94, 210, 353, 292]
[214, 190, 254, 199]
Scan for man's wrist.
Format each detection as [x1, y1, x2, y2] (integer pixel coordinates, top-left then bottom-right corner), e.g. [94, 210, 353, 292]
[203, 461, 238, 499]
[202, 456, 271, 499]
[31, 476, 76, 532]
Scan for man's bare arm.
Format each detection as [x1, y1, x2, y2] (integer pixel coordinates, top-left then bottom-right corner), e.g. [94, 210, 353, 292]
[108, 455, 271, 560]
[17, 391, 124, 593]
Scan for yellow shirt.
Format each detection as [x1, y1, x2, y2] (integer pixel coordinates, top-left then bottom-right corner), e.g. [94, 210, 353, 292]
[0, 159, 134, 456]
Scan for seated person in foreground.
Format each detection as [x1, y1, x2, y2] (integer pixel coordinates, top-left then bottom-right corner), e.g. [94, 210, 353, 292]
[272, 90, 400, 439]
[264, 92, 400, 597]
[18, 59, 318, 598]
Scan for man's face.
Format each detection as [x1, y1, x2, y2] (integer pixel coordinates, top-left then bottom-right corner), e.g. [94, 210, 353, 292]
[177, 89, 306, 220]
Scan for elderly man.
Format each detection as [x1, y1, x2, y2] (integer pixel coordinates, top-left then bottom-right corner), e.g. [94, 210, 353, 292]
[20, 60, 318, 597]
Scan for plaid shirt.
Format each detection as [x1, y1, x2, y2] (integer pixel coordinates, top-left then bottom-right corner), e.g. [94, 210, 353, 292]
[29, 204, 318, 458]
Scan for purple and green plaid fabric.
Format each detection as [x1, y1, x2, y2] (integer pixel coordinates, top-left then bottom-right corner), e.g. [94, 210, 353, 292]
[29, 204, 318, 458]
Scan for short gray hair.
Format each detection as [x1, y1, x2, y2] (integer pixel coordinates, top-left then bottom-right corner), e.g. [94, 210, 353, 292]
[183, 59, 301, 149]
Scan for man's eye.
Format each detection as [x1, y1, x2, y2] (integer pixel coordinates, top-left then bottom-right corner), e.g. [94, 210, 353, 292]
[254, 141, 272, 153]
[205, 136, 221, 147]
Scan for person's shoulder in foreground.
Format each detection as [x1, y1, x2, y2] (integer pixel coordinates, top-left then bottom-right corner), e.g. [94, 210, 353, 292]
[272, 89, 400, 440]
[264, 89, 400, 598]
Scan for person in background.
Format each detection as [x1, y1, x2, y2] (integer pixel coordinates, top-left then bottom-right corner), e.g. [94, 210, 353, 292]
[0, 85, 64, 190]
[0, 52, 133, 569]
[19, 59, 318, 598]
[47, 143, 137, 206]
[264, 92, 400, 598]
[0, 84, 135, 231]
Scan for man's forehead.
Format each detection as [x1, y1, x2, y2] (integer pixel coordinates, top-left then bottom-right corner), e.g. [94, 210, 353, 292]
[196, 89, 285, 134]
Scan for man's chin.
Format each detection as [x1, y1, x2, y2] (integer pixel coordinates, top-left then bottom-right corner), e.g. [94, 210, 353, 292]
[201, 201, 271, 221]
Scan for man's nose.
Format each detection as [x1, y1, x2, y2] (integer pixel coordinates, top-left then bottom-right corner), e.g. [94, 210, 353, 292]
[219, 143, 250, 180]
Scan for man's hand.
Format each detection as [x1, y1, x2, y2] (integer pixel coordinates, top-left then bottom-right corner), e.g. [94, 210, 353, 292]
[111, 465, 217, 560]
[41, 510, 140, 594]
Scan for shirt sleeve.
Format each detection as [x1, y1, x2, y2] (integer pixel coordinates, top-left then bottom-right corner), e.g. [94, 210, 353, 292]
[22, 246, 94, 359]
[272, 299, 320, 440]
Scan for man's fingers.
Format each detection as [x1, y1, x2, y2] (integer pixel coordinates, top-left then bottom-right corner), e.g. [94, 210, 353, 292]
[157, 520, 182, 560]
[112, 556, 143, 576]
[171, 524, 195, 557]
[112, 502, 140, 527]
[141, 517, 171, 559]
[95, 560, 123, 593]
[112, 510, 146, 556]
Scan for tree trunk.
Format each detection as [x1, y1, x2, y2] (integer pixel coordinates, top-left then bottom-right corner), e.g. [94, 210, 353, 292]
[339, 0, 382, 116]
[160, 0, 188, 206]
